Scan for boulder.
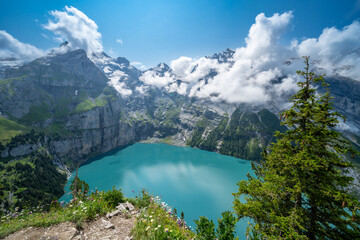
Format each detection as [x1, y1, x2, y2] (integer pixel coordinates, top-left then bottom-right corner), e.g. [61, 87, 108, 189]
[106, 209, 121, 218]
[124, 202, 135, 211]
[116, 204, 126, 211]
[102, 219, 115, 229]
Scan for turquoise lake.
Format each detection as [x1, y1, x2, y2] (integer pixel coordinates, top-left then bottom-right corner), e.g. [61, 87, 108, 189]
[60, 143, 253, 238]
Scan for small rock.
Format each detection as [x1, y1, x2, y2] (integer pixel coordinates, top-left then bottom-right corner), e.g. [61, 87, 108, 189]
[102, 219, 115, 229]
[106, 209, 121, 218]
[125, 236, 133, 240]
[116, 204, 126, 211]
[125, 202, 135, 211]
[131, 210, 139, 216]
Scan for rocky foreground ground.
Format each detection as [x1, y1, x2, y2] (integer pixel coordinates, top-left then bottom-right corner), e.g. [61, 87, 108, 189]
[4, 202, 138, 240]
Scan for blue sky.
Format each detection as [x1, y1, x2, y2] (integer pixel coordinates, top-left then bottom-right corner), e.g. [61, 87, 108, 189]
[1, 0, 360, 67]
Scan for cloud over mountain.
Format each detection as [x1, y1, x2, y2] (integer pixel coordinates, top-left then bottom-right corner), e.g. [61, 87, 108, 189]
[296, 21, 360, 80]
[43, 6, 103, 55]
[2, 6, 360, 106]
[139, 11, 360, 105]
[0, 30, 44, 61]
[141, 12, 298, 104]
[192, 11, 296, 103]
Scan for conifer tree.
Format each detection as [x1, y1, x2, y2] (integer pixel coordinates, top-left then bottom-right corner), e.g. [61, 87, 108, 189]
[233, 57, 360, 239]
[69, 164, 89, 199]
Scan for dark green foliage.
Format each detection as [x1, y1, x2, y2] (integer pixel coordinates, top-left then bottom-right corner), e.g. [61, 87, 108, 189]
[102, 186, 125, 208]
[217, 211, 237, 240]
[180, 211, 185, 227]
[7, 129, 44, 147]
[127, 189, 151, 208]
[0, 149, 67, 211]
[233, 57, 360, 239]
[194, 216, 216, 240]
[194, 211, 238, 240]
[257, 109, 287, 134]
[219, 109, 285, 160]
[69, 175, 89, 200]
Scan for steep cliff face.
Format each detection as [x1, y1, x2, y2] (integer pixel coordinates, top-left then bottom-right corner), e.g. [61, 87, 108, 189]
[49, 101, 137, 167]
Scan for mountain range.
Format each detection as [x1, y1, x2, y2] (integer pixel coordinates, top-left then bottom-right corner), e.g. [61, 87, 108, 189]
[0, 46, 359, 209]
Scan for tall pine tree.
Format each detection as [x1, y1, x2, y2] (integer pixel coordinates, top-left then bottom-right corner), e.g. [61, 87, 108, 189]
[233, 57, 360, 239]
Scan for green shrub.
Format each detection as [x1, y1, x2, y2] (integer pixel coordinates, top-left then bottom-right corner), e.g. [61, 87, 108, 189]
[194, 211, 238, 240]
[69, 176, 89, 200]
[217, 211, 237, 240]
[194, 216, 216, 240]
[128, 189, 151, 208]
[102, 186, 125, 208]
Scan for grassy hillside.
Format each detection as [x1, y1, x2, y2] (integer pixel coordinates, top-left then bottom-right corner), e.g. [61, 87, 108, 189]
[0, 117, 28, 144]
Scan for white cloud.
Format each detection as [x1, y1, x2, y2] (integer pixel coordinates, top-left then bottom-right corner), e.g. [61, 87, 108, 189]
[140, 11, 360, 105]
[170, 56, 193, 78]
[234, 12, 293, 60]
[185, 11, 297, 104]
[167, 82, 188, 95]
[43, 6, 103, 55]
[135, 85, 149, 94]
[296, 21, 360, 80]
[139, 70, 175, 88]
[111, 81, 132, 96]
[107, 69, 132, 96]
[171, 56, 228, 84]
[0, 30, 44, 60]
[116, 39, 123, 46]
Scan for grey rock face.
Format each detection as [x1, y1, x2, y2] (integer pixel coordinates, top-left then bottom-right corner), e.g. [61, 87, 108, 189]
[9, 143, 41, 157]
[124, 202, 135, 212]
[116, 204, 126, 211]
[0, 143, 42, 158]
[106, 209, 121, 218]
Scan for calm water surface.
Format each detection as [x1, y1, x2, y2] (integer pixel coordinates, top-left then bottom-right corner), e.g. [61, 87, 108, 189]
[60, 143, 253, 238]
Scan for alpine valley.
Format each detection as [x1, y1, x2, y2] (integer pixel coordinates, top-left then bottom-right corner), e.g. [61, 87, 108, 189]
[0, 45, 360, 210]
